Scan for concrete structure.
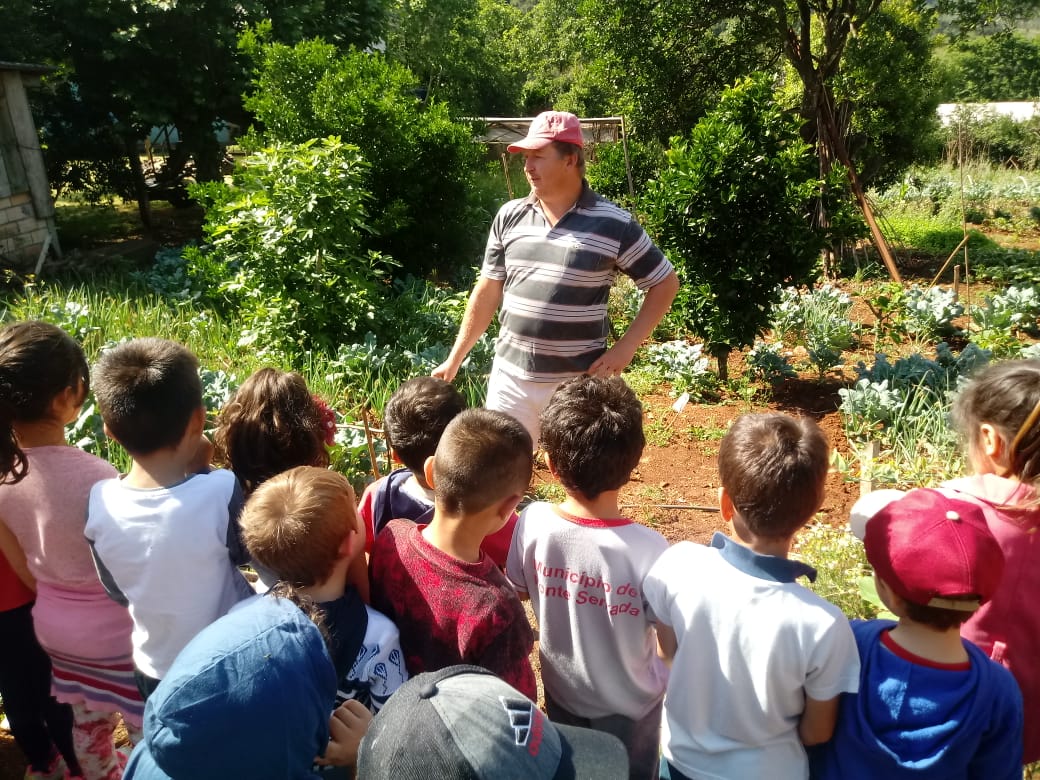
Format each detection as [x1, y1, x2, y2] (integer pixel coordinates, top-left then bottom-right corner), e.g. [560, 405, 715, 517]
[937, 102, 1040, 126]
[0, 61, 60, 270]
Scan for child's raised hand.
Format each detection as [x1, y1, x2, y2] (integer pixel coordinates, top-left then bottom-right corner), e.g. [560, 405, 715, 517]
[314, 699, 373, 767]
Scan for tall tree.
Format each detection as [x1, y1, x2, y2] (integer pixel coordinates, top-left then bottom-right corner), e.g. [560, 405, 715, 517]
[383, 0, 525, 115]
[5, 0, 385, 223]
[937, 0, 1040, 34]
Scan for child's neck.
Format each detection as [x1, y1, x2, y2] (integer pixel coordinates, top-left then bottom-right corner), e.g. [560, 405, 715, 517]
[422, 509, 491, 564]
[13, 418, 68, 449]
[558, 489, 623, 520]
[888, 620, 969, 665]
[124, 454, 192, 489]
[732, 531, 793, 559]
[297, 570, 348, 605]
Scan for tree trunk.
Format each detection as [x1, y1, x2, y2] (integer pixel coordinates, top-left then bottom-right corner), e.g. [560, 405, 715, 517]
[123, 132, 153, 232]
[713, 345, 731, 382]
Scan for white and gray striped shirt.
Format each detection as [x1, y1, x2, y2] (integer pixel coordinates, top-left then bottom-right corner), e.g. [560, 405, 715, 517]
[482, 183, 674, 382]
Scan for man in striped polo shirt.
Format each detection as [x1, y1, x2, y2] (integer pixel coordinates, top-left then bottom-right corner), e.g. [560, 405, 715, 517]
[433, 111, 679, 443]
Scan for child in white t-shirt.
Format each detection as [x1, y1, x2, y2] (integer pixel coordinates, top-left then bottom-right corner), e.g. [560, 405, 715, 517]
[507, 376, 669, 780]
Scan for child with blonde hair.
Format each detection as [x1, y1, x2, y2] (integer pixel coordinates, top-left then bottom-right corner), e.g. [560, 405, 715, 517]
[0, 321, 143, 779]
[241, 466, 407, 715]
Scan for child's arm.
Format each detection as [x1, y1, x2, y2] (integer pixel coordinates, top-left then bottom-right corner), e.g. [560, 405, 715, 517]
[0, 519, 34, 591]
[798, 694, 841, 746]
[655, 623, 678, 667]
[314, 699, 372, 767]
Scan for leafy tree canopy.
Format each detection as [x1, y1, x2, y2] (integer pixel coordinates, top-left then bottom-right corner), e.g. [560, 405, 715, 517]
[243, 38, 486, 277]
[643, 74, 824, 375]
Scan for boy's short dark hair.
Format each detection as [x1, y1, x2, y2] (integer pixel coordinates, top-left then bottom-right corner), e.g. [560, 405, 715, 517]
[433, 409, 532, 516]
[240, 466, 358, 588]
[540, 376, 644, 499]
[92, 338, 202, 456]
[384, 377, 467, 476]
[902, 598, 977, 631]
[718, 413, 829, 538]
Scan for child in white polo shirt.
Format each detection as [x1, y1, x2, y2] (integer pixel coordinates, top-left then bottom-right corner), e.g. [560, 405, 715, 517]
[644, 412, 860, 780]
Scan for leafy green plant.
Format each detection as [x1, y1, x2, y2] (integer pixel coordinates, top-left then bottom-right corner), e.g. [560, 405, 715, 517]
[1022, 342, 1040, 360]
[643, 74, 823, 378]
[186, 137, 395, 362]
[793, 522, 877, 620]
[969, 286, 1040, 357]
[837, 345, 988, 488]
[644, 340, 717, 399]
[902, 285, 964, 340]
[745, 341, 797, 382]
[770, 285, 858, 377]
[971, 245, 1040, 286]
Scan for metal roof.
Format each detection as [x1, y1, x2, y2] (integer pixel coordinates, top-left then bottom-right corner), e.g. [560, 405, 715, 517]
[0, 61, 56, 75]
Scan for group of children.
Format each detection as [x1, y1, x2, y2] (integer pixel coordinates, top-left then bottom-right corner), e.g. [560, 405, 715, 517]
[0, 318, 1038, 780]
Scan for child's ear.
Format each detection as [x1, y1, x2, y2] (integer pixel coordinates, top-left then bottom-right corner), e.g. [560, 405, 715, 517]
[979, 423, 1005, 462]
[339, 528, 360, 561]
[544, 452, 558, 478]
[496, 492, 522, 521]
[423, 456, 437, 489]
[389, 448, 403, 465]
[718, 486, 734, 521]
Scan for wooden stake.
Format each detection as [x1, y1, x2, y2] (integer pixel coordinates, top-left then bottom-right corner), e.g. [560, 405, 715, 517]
[860, 440, 880, 497]
[361, 409, 381, 480]
[500, 153, 514, 199]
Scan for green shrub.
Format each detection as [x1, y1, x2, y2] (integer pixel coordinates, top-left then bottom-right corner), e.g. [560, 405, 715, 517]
[243, 38, 486, 278]
[643, 74, 823, 377]
[586, 139, 665, 209]
[186, 137, 395, 361]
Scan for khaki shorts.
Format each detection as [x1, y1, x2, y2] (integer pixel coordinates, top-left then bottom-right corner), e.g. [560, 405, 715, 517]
[485, 359, 574, 446]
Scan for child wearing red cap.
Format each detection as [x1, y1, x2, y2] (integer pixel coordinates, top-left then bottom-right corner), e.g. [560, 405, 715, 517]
[811, 488, 1023, 779]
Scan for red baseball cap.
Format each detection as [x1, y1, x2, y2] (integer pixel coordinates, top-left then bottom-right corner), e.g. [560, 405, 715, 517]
[507, 111, 585, 152]
[864, 488, 1004, 611]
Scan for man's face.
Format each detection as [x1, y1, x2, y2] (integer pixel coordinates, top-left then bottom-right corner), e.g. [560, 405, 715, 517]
[522, 145, 577, 200]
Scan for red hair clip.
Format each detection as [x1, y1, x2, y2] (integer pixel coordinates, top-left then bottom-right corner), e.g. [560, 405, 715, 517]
[312, 395, 338, 447]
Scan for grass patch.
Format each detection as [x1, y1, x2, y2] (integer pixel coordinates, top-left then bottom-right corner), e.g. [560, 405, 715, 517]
[644, 417, 676, 448]
[685, 424, 727, 442]
[54, 199, 143, 249]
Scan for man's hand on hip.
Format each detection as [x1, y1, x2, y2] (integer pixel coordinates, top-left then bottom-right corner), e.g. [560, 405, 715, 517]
[587, 341, 638, 378]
